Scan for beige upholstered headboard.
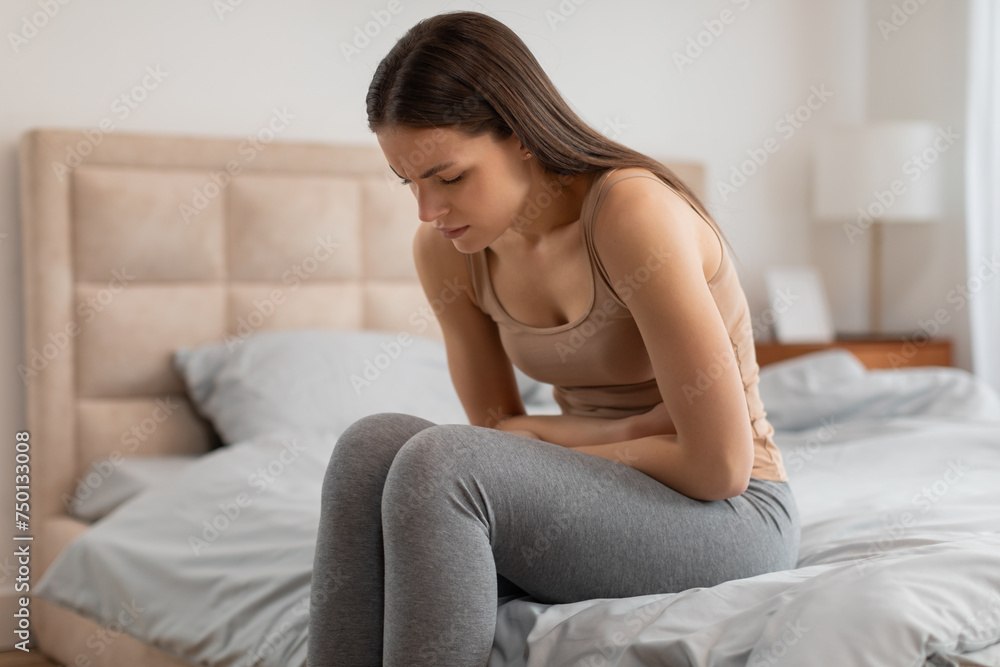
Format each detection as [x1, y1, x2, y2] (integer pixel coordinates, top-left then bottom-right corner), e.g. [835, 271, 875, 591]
[19, 127, 705, 526]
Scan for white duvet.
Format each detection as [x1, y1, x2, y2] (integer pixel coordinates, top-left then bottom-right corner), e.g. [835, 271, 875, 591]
[495, 418, 1000, 667]
[35, 351, 1000, 666]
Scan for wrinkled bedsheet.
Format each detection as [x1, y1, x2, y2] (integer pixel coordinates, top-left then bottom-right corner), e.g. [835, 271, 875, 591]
[36, 356, 1000, 666]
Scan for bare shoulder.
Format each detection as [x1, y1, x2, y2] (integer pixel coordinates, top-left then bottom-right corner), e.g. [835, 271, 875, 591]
[597, 167, 699, 227]
[412, 223, 481, 311]
[592, 167, 715, 282]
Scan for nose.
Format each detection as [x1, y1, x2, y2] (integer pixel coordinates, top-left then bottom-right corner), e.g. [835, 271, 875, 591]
[412, 186, 448, 223]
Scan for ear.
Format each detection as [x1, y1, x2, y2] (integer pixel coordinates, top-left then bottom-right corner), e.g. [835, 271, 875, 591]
[507, 133, 531, 160]
[518, 140, 533, 160]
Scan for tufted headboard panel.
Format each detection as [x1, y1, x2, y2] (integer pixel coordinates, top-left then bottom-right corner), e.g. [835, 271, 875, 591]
[19, 127, 705, 522]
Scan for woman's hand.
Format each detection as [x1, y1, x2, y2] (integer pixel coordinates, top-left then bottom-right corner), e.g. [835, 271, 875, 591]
[493, 413, 631, 447]
[623, 402, 677, 440]
[494, 418, 544, 441]
[505, 428, 543, 440]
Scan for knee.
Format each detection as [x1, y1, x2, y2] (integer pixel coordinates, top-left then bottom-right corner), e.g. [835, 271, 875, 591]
[380, 425, 482, 519]
[341, 412, 436, 441]
[325, 412, 437, 485]
[386, 425, 480, 483]
[334, 412, 436, 455]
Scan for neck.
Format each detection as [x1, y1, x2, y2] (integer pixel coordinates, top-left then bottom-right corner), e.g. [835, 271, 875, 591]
[489, 170, 598, 257]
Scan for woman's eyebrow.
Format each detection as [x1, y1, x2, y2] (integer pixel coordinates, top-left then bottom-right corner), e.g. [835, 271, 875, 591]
[388, 161, 456, 180]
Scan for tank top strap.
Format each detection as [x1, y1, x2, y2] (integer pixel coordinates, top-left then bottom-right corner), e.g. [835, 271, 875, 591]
[583, 167, 727, 293]
[463, 249, 487, 312]
[582, 168, 668, 308]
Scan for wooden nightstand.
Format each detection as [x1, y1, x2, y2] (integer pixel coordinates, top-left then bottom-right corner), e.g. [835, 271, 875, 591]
[754, 335, 952, 370]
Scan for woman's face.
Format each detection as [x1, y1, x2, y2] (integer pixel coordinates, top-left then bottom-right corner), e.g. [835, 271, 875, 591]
[376, 126, 533, 252]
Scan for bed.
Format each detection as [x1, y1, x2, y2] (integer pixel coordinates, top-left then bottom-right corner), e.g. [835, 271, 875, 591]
[20, 127, 1000, 666]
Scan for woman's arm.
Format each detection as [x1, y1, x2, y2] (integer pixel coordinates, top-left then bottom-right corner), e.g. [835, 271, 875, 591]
[568, 432, 745, 501]
[494, 413, 631, 447]
[495, 402, 675, 447]
[498, 409, 738, 501]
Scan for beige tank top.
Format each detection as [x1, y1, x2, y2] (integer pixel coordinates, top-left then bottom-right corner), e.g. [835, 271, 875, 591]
[464, 167, 787, 482]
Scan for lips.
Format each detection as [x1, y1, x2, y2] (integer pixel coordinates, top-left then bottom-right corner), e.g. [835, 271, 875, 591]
[437, 225, 469, 239]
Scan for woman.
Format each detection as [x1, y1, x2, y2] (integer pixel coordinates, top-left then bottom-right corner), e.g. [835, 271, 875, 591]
[308, 10, 799, 667]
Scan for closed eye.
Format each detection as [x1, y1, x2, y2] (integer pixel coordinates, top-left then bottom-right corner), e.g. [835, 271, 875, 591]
[399, 174, 464, 186]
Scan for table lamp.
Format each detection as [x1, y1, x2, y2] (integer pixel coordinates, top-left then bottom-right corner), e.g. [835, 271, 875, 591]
[812, 122, 944, 336]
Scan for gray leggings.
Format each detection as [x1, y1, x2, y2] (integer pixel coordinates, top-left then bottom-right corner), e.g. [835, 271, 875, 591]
[307, 412, 800, 666]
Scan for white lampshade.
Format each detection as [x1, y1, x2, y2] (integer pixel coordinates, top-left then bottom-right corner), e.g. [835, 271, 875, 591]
[812, 122, 944, 224]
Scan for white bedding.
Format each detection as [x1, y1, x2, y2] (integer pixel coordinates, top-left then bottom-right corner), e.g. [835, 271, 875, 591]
[35, 347, 1000, 666]
[498, 418, 1000, 666]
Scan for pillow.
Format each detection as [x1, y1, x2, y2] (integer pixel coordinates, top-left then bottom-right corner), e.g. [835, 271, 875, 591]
[66, 455, 198, 522]
[36, 433, 330, 667]
[758, 348, 1000, 431]
[172, 329, 541, 445]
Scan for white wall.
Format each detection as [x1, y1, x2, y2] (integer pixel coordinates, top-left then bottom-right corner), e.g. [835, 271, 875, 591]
[2, 0, 966, 648]
[864, 0, 971, 367]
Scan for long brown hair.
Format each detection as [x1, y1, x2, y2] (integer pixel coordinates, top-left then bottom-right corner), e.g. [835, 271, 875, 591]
[366, 10, 739, 267]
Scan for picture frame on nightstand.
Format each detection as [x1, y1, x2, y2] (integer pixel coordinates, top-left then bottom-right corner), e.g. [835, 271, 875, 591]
[763, 265, 836, 344]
